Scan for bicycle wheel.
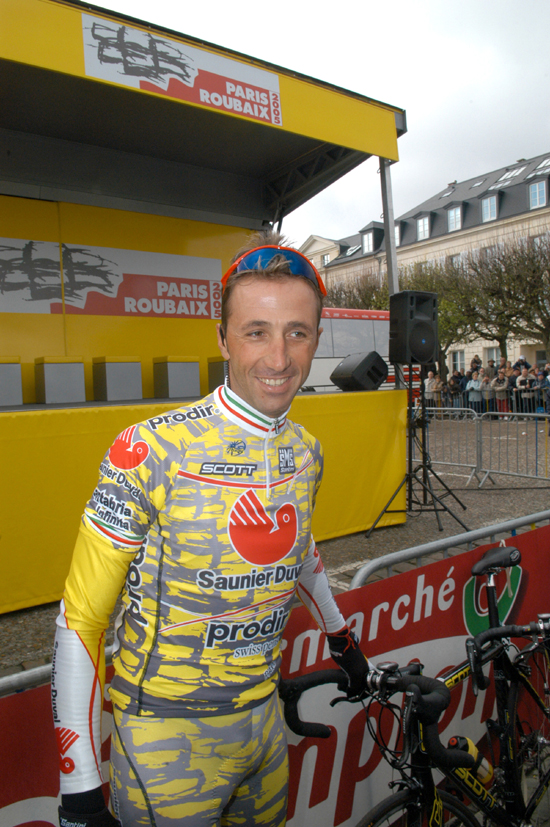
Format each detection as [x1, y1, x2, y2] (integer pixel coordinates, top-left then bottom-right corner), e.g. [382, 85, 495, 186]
[510, 646, 550, 826]
[354, 788, 479, 827]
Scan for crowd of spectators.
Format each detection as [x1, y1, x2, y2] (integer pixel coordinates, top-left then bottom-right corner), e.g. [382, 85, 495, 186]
[423, 355, 550, 417]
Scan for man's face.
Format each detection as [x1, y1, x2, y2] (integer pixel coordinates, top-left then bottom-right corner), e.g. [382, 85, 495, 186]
[217, 277, 321, 418]
[522, 368, 529, 377]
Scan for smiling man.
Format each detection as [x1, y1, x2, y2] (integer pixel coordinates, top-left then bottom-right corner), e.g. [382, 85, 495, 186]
[52, 230, 369, 827]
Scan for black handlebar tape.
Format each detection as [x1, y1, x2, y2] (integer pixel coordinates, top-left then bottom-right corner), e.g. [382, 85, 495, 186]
[385, 673, 450, 725]
[472, 623, 537, 651]
[405, 683, 475, 771]
[279, 669, 346, 739]
[423, 721, 476, 770]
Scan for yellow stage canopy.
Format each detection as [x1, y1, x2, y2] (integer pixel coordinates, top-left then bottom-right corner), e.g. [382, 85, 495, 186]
[0, 0, 406, 228]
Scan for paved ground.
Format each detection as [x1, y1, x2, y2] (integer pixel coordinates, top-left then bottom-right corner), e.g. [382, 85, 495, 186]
[1, 462, 549, 681]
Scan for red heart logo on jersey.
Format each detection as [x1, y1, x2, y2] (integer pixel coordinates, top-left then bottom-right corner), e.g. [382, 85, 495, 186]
[228, 489, 297, 566]
[108, 426, 150, 470]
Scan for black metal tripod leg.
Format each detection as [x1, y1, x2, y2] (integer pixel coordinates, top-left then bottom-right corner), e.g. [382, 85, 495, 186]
[365, 475, 408, 538]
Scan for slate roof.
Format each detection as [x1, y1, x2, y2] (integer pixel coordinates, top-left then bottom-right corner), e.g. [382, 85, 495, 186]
[325, 150, 550, 267]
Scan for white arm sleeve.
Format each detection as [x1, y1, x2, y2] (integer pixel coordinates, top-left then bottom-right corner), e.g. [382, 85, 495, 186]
[52, 604, 106, 793]
[297, 538, 346, 634]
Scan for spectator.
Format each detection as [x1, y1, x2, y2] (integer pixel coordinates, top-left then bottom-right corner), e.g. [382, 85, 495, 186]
[508, 368, 521, 415]
[433, 373, 443, 407]
[513, 355, 532, 371]
[504, 360, 515, 378]
[480, 370, 495, 414]
[470, 355, 482, 372]
[466, 371, 482, 414]
[485, 359, 497, 380]
[535, 371, 549, 409]
[491, 369, 510, 416]
[498, 357, 507, 372]
[516, 367, 537, 414]
[448, 370, 463, 409]
[424, 370, 436, 407]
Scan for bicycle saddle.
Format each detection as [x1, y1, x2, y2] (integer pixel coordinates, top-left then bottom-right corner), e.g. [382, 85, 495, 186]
[471, 545, 521, 576]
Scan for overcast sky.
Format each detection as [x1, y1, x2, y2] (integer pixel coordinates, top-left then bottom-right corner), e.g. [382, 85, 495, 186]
[96, 0, 550, 246]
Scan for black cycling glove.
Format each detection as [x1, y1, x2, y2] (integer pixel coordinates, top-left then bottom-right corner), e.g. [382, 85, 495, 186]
[327, 626, 370, 700]
[59, 787, 120, 827]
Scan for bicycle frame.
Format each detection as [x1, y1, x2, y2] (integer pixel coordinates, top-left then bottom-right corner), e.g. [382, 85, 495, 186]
[408, 575, 550, 825]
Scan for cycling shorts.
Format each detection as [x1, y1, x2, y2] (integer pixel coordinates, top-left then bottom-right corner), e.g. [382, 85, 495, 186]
[110, 691, 288, 826]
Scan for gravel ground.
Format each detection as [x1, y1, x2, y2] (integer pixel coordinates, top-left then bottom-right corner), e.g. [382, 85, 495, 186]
[1, 465, 549, 679]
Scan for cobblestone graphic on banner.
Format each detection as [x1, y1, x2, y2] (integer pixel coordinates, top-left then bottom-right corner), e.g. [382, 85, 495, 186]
[0, 239, 62, 313]
[83, 14, 282, 127]
[0, 240, 222, 319]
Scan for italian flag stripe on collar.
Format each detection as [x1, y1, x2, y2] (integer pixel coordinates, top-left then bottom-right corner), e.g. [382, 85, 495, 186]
[216, 386, 288, 438]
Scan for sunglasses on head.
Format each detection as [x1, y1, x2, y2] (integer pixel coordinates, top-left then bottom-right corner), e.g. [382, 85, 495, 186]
[221, 245, 327, 296]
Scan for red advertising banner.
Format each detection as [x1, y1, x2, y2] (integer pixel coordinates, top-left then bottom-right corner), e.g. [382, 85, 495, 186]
[82, 14, 282, 128]
[2, 527, 548, 825]
[0, 241, 222, 319]
[52, 274, 222, 320]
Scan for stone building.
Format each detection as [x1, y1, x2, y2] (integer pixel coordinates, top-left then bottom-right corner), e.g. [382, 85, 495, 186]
[300, 152, 550, 370]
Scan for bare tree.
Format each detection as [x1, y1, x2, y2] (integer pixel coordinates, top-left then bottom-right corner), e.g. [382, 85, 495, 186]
[455, 248, 518, 361]
[324, 273, 389, 311]
[502, 234, 550, 354]
[398, 260, 475, 381]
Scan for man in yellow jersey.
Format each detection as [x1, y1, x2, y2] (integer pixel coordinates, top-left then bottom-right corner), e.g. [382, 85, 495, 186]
[52, 230, 370, 827]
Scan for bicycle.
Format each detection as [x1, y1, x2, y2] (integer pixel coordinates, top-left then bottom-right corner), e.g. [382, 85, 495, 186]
[280, 543, 550, 826]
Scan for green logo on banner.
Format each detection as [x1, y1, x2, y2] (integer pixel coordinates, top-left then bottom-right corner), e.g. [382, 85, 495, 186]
[463, 566, 522, 637]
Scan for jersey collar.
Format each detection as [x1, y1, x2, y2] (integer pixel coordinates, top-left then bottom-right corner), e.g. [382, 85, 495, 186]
[215, 385, 289, 438]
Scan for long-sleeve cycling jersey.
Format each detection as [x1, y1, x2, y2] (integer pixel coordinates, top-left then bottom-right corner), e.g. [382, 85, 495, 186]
[52, 385, 346, 794]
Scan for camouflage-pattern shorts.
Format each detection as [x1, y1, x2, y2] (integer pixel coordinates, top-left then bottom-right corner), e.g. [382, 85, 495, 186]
[110, 692, 288, 826]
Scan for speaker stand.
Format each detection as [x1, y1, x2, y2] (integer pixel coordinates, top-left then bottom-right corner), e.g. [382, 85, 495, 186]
[366, 365, 470, 537]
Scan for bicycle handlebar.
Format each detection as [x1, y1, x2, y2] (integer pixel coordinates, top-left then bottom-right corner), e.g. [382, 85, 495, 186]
[279, 669, 347, 739]
[368, 671, 476, 772]
[466, 618, 550, 695]
[280, 665, 475, 772]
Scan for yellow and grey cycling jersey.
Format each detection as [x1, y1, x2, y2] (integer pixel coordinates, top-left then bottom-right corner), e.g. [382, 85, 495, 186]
[53, 386, 345, 794]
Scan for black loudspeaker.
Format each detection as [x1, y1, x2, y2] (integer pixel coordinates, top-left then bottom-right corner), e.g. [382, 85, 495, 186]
[389, 291, 438, 364]
[330, 351, 388, 392]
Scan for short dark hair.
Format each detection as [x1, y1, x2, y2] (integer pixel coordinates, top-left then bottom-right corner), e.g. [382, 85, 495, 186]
[220, 229, 324, 334]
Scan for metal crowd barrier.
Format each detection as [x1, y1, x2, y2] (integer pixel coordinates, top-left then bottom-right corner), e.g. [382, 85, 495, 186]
[419, 407, 550, 487]
[351, 510, 550, 588]
[0, 644, 114, 698]
[429, 386, 548, 414]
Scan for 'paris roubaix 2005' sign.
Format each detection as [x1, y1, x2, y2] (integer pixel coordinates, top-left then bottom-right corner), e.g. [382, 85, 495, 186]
[0, 239, 222, 320]
[82, 13, 283, 127]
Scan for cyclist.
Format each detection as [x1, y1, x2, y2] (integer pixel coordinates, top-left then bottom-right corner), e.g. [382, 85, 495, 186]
[52, 230, 370, 827]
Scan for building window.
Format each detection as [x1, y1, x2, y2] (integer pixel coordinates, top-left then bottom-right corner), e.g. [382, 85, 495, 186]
[417, 216, 429, 240]
[362, 233, 373, 254]
[345, 244, 360, 257]
[530, 181, 547, 209]
[321, 253, 330, 266]
[482, 196, 497, 222]
[449, 254, 462, 267]
[497, 166, 526, 182]
[536, 349, 547, 367]
[485, 347, 500, 364]
[451, 351, 465, 372]
[394, 225, 400, 247]
[447, 207, 461, 232]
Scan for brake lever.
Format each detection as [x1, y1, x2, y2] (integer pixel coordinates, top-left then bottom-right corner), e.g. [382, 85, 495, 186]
[393, 687, 415, 769]
[330, 694, 351, 707]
